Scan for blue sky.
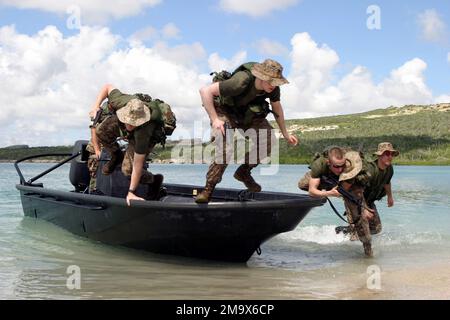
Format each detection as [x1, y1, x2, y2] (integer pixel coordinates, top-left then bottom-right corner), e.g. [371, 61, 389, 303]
[0, 0, 449, 146]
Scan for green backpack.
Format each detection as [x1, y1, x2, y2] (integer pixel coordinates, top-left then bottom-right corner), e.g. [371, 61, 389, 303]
[134, 94, 177, 147]
[210, 62, 256, 83]
[154, 99, 177, 136]
[134, 93, 176, 136]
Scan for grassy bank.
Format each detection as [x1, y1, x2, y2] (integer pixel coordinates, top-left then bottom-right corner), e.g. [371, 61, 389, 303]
[278, 104, 450, 165]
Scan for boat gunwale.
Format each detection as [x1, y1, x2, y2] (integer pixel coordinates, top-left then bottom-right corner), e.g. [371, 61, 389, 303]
[16, 183, 325, 212]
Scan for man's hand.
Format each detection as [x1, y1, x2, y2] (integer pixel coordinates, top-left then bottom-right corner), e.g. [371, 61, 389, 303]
[285, 134, 298, 146]
[212, 118, 225, 136]
[94, 149, 101, 160]
[126, 192, 145, 206]
[326, 186, 341, 198]
[387, 195, 394, 207]
[362, 207, 375, 220]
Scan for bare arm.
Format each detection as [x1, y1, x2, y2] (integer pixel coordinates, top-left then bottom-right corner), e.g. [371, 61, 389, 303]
[199, 82, 225, 136]
[384, 183, 394, 207]
[89, 84, 115, 118]
[90, 127, 101, 159]
[271, 101, 298, 146]
[126, 153, 146, 206]
[308, 177, 340, 198]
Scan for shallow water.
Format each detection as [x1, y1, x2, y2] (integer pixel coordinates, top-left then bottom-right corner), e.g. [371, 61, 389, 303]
[1, 163, 449, 299]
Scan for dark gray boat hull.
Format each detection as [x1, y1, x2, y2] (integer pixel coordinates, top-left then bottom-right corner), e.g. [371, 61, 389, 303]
[17, 183, 324, 262]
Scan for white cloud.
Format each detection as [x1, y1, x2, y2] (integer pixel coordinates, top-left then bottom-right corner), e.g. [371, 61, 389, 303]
[161, 23, 180, 39]
[207, 51, 247, 72]
[0, 0, 162, 24]
[380, 58, 431, 103]
[282, 33, 433, 119]
[0, 25, 208, 147]
[219, 0, 299, 17]
[434, 95, 450, 104]
[151, 41, 207, 68]
[283, 32, 340, 115]
[129, 26, 158, 43]
[253, 38, 289, 57]
[0, 26, 443, 147]
[448, 52, 450, 63]
[417, 9, 447, 43]
[129, 23, 181, 43]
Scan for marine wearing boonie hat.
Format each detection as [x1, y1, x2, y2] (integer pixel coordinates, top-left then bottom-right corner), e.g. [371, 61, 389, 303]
[251, 59, 289, 86]
[116, 98, 151, 127]
[373, 142, 399, 157]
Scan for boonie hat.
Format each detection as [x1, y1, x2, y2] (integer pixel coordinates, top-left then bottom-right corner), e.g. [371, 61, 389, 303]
[116, 99, 151, 127]
[251, 59, 289, 86]
[339, 151, 363, 182]
[373, 142, 399, 157]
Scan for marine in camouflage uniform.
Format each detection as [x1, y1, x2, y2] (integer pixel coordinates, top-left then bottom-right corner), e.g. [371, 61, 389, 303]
[341, 142, 399, 257]
[95, 89, 164, 181]
[90, 85, 167, 205]
[335, 151, 378, 257]
[359, 142, 399, 241]
[196, 59, 299, 203]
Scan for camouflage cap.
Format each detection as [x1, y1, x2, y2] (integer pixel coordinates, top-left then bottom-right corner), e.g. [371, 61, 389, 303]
[251, 59, 289, 86]
[116, 98, 151, 127]
[373, 142, 399, 157]
[339, 151, 363, 182]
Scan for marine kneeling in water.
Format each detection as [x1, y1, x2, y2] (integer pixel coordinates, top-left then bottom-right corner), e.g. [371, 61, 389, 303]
[90, 84, 174, 205]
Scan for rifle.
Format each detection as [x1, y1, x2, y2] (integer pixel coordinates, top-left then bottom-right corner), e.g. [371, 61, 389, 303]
[91, 101, 112, 127]
[321, 175, 367, 208]
[321, 175, 373, 228]
[91, 108, 103, 127]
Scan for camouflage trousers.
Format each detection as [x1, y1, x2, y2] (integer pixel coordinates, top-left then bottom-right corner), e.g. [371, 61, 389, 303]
[205, 106, 274, 187]
[96, 115, 155, 184]
[85, 141, 100, 192]
[298, 171, 311, 191]
[343, 185, 382, 246]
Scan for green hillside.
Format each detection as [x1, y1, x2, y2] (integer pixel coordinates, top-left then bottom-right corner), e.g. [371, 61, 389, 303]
[1, 104, 449, 165]
[0, 145, 72, 162]
[277, 104, 450, 165]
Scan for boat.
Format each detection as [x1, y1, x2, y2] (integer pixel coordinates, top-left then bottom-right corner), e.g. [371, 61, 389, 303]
[14, 140, 325, 262]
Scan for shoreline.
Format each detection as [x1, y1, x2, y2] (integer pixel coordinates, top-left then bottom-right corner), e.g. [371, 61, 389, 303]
[1, 159, 449, 166]
[0, 159, 63, 163]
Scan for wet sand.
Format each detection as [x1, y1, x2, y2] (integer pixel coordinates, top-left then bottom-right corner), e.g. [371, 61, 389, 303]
[338, 262, 450, 300]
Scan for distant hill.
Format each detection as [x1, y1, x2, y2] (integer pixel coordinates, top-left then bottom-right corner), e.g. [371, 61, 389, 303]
[0, 146, 72, 162]
[1, 103, 449, 165]
[4, 145, 29, 149]
[277, 103, 450, 165]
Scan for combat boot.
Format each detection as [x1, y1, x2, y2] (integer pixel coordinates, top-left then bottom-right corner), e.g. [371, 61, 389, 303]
[363, 243, 373, 257]
[195, 183, 215, 203]
[233, 165, 261, 192]
[102, 151, 123, 175]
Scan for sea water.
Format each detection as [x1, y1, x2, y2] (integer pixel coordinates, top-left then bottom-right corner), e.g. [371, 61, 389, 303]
[0, 163, 449, 299]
